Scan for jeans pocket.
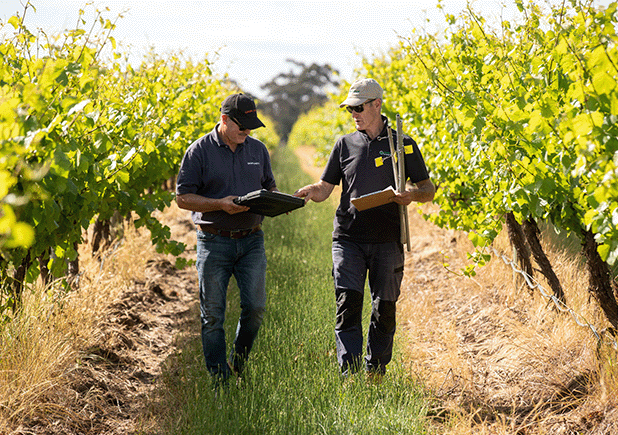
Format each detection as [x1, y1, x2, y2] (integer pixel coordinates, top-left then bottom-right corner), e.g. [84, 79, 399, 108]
[197, 229, 218, 242]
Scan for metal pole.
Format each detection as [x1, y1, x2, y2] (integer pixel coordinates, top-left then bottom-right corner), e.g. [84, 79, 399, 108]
[387, 124, 399, 191]
[396, 115, 411, 251]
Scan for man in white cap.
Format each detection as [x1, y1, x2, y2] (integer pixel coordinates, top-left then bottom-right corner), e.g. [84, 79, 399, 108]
[295, 78, 435, 381]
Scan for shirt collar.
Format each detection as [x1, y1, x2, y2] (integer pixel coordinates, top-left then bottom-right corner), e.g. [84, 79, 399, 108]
[360, 115, 390, 141]
[213, 123, 246, 149]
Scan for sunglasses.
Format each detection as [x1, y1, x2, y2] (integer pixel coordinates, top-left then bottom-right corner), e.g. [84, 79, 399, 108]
[346, 99, 376, 114]
[231, 116, 249, 131]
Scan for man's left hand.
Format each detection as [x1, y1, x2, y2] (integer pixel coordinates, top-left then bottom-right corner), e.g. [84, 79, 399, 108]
[392, 191, 413, 206]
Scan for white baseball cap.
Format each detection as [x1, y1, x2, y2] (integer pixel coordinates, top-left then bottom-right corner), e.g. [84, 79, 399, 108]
[339, 78, 383, 107]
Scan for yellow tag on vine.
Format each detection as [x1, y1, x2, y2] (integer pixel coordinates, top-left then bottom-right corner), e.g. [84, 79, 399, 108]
[405, 145, 414, 154]
[375, 157, 384, 167]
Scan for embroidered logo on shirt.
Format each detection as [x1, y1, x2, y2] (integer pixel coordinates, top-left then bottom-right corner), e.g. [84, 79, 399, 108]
[375, 146, 413, 167]
[377, 151, 397, 167]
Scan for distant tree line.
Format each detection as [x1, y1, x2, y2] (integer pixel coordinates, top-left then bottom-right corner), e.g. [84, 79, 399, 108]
[256, 59, 339, 145]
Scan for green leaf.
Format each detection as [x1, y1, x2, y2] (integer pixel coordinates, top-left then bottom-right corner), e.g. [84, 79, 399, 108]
[53, 148, 71, 177]
[597, 243, 610, 262]
[584, 209, 597, 227]
[7, 16, 20, 29]
[117, 169, 130, 184]
[528, 110, 544, 131]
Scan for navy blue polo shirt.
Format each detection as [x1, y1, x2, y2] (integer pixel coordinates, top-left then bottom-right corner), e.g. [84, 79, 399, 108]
[321, 116, 430, 243]
[176, 124, 276, 230]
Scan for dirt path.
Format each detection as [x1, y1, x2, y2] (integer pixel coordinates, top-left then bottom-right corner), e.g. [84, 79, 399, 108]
[30, 207, 202, 435]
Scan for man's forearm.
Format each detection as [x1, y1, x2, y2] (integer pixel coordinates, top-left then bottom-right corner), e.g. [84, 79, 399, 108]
[308, 181, 335, 203]
[408, 179, 435, 204]
[310, 182, 333, 202]
[176, 193, 225, 213]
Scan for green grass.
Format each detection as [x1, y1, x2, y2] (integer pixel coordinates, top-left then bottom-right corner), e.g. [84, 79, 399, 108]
[154, 147, 430, 435]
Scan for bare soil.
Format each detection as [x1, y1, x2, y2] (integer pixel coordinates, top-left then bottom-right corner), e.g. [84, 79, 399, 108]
[9, 208, 200, 435]
[10, 146, 617, 434]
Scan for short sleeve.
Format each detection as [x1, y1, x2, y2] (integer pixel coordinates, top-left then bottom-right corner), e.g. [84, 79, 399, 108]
[321, 139, 343, 185]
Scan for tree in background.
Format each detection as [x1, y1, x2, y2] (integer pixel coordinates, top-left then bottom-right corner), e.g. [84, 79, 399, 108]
[259, 59, 339, 144]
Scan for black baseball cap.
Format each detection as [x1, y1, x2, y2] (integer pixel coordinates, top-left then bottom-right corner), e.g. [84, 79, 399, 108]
[221, 93, 265, 129]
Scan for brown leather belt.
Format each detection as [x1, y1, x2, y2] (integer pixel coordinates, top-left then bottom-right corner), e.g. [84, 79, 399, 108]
[199, 224, 261, 239]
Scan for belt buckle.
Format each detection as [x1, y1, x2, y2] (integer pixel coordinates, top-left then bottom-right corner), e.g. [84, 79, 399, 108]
[229, 229, 245, 239]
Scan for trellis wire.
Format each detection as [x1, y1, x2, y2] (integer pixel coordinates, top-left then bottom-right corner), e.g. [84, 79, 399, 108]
[492, 247, 618, 351]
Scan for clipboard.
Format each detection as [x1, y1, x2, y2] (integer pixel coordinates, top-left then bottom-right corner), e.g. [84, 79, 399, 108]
[350, 186, 396, 211]
[234, 189, 305, 217]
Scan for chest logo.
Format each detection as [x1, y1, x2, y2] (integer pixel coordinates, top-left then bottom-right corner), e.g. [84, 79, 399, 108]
[376, 150, 396, 167]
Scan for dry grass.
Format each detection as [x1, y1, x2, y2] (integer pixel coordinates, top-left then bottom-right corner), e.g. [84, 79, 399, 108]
[399, 205, 618, 434]
[0, 223, 156, 433]
[0, 202, 198, 435]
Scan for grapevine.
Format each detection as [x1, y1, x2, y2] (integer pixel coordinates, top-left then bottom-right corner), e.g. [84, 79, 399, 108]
[0, 3, 241, 310]
[288, 0, 618, 327]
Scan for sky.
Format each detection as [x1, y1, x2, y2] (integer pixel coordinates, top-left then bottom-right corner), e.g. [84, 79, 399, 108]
[0, 0, 614, 99]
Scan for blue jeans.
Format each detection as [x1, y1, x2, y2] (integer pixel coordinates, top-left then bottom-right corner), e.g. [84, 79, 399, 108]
[196, 229, 267, 381]
[332, 239, 404, 375]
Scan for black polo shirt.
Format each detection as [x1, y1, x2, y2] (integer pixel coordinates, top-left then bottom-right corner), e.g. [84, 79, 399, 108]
[176, 124, 276, 230]
[321, 116, 430, 243]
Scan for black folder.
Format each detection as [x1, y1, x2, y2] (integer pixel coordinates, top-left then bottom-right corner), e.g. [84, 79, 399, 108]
[234, 189, 305, 217]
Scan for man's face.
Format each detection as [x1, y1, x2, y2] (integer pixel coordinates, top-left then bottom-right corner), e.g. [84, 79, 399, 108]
[222, 114, 251, 145]
[349, 99, 381, 131]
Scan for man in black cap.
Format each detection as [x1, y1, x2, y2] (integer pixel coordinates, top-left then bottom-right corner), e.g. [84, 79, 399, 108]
[176, 93, 277, 387]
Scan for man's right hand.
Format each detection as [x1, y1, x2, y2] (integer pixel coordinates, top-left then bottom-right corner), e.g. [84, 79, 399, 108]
[293, 180, 335, 204]
[220, 195, 250, 214]
[293, 185, 314, 204]
[176, 193, 249, 214]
